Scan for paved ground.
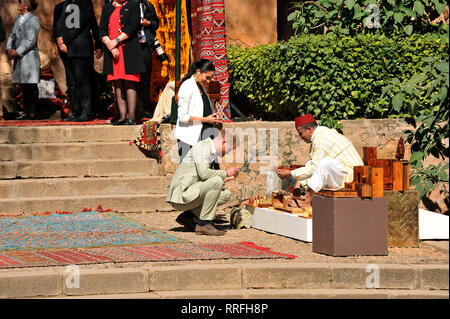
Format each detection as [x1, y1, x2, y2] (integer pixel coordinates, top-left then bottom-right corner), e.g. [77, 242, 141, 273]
[0, 210, 447, 276]
[121, 211, 449, 266]
[0, 210, 448, 299]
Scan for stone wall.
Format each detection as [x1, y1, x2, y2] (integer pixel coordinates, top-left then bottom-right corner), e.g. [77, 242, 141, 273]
[159, 119, 449, 214]
[224, 0, 277, 47]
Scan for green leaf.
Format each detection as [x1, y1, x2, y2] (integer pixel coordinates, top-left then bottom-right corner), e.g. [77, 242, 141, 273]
[435, 2, 447, 15]
[392, 93, 404, 112]
[435, 62, 449, 73]
[414, 1, 425, 15]
[287, 12, 297, 22]
[408, 73, 427, 85]
[394, 12, 404, 23]
[345, 0, 356, 10]
[381, 85, 393, 98]
[404, 25, 413, 35]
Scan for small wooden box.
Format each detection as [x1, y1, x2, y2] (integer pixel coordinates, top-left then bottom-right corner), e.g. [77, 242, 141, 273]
[312, 195, 388, 256]
[385, 190, 419, 247]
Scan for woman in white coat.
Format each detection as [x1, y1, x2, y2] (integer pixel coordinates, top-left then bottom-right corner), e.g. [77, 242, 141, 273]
[6, 0, 40, 120]
[176, 59, 222, 161]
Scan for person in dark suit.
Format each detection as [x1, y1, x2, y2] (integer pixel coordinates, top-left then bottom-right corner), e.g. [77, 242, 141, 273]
[56, 0, 102, 122]
[53, 1, 75, 119]
[0, 15, 5, 42]
[99, 0, 145, 125]
[137, 0, 159, 118]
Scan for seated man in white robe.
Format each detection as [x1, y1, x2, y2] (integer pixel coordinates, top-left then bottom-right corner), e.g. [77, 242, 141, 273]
[277, 114, 363, 206]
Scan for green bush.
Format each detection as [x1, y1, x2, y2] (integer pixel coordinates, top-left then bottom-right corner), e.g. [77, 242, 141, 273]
[228, 33, 448, 128]
[287, 0, 449, 39]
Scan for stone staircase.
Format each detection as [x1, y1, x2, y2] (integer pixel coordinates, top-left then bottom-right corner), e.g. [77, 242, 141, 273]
[0, 125, 172, 215]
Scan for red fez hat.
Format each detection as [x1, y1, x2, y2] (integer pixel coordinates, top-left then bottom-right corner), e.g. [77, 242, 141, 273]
[295, 114, 315, 127]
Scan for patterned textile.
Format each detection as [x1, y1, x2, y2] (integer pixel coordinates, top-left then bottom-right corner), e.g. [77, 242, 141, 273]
[133, 120, 162, 160]
[0, 211, 181, 251]
[291, 126, 364, 185]
[0, 241, 295, 269]
[191, 0, 231, 120]
[0, 119, 109, 126]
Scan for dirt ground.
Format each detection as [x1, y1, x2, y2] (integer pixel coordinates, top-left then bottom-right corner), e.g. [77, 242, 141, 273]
[0, 210, 447, 274]
[121, 210, 449, 266]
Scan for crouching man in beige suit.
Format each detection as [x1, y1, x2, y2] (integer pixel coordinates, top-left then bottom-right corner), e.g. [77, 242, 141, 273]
[166, 132, 240, 236]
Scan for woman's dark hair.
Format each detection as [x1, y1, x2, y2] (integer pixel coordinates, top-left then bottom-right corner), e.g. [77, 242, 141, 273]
[181, 59, 215, 84]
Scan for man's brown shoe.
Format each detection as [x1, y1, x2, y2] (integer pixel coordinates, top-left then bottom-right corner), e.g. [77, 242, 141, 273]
[175, 211, 198, 232]
[195, 223, 226, 236]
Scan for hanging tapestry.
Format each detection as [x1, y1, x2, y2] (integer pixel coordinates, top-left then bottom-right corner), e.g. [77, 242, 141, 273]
[191, 0, 231, 120]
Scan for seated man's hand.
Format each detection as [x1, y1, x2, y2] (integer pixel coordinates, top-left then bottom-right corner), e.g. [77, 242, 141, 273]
[226, 167, 240, 178]
[277, 168, 291, 179]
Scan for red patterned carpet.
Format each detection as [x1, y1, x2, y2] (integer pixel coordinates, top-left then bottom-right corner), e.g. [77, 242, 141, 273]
[0, 210, 296, 268]
[0, 119, 110, 126]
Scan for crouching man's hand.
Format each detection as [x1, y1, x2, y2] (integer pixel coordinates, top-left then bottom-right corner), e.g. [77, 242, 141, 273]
[226, 167, 240, 178]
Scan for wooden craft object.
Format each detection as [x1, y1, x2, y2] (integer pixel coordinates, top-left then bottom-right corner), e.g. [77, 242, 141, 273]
[355, 183, 373, 198]
[317, 189, 359, 198]
[354, 166, 370, 183]
[369, 167, 384, 197]
[392, 161, 404, 191]
[402, 160, 410, 190]
[363, 147, 377, 166]
[345, 182, 356, 190]
[271, 192, 311, 214]
[396, 137, 405, 161]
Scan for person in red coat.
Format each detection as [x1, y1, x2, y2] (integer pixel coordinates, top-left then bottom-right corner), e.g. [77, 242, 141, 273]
[99, 0, 145, 125]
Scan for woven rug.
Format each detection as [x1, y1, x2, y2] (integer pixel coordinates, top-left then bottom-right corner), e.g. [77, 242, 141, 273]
[0, 119, 110, 126]
[0, 211, 296, 268]
[191, 0, 231, 120]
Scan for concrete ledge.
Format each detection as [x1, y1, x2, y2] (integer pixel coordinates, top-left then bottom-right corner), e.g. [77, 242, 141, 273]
[44, 289, 450, 299]
[0, 263, 448, 298]
[62, 268, 149, 296]
[149, 264, 242, 291]
[0, 194, 172, 215]
[0, 126, 138, 144]
[418, 265, 449, 290]
[0, 270, 62, 298]
[0, 176, 169, 198]
[330, 264, 419, 290]
[242, 263, 331, 289]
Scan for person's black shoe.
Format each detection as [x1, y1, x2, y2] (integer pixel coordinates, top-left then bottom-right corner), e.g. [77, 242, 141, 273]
[112, 118, 127, 125]
[64, 115, 78, 121]
[15, 114, 34, 120]
[123, 119, 136, 125]
[75, 115, 91, 122]
[175, 211, 198, 232]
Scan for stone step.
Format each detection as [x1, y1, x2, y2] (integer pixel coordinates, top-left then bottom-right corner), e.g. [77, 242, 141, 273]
[1, 263, 448, 298]
[0, 158, 162, 179]
[0, 176, 169, 198]
[0, 125, 140, 144]
[0, 193, 172, 215]
[0, 142, 148, 161]
[47, 288, 450, 299]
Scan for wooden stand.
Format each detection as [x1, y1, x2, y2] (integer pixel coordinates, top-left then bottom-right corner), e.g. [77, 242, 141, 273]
[312, 195, 388, 256]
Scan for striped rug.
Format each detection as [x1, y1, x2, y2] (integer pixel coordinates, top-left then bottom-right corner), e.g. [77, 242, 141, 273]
[0, 242, 296, 269]
[0, 210, 296, 268]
